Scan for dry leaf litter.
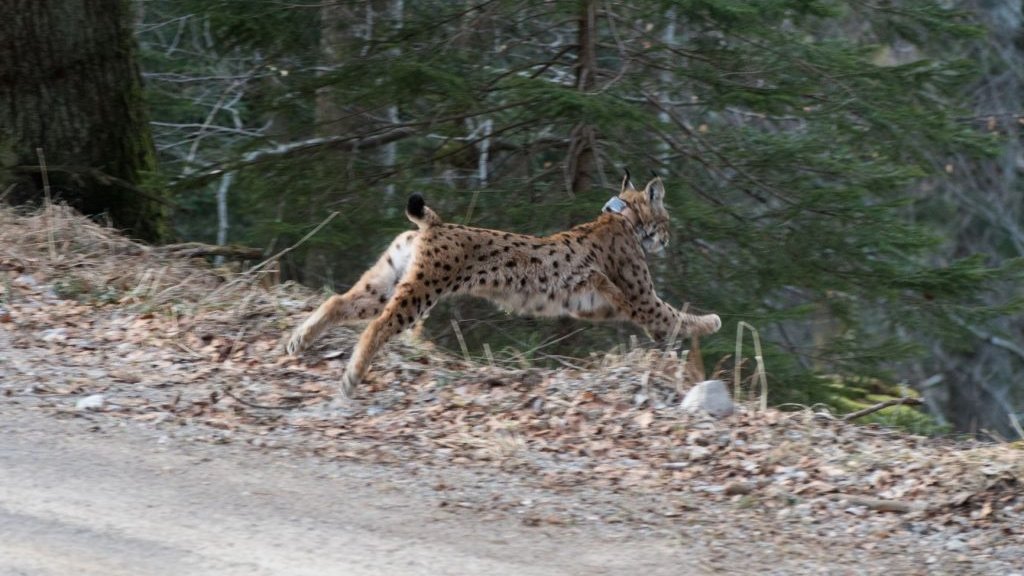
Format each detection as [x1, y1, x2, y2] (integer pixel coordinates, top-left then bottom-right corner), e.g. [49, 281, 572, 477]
[2, 205, 1022, 575]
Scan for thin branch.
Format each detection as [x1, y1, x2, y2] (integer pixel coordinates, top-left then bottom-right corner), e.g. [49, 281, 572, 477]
[13, 164, 176, 207]
[180, 128, 416, 186]
[952, 316, 1024, 363]
[152, 242, 263, 260]
[222, 387, 308, 410]
[245, 211, 341, 276]
[828, 493, 925, 513]
[842, 397, 923, 421]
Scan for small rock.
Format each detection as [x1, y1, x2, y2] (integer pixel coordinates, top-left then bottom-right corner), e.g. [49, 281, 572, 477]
[633, 392, 649, 407]
[687, 446, 711, 461]
[12, 274, 38, 288]
[724, 480, 754, 495]
[279, 298, 308, 310]
[75, 394, 106, 411]
[944, 538, 968, 553]
[681, 380, 734, 418]
[40, 327, 68, 342]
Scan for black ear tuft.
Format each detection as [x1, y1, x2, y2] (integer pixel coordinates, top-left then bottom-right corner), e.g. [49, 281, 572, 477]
[621, 168, 636, 191]
[407, 192, 426, 219]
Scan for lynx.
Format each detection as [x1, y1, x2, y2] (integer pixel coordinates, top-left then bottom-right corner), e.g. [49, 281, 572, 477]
[287, 173, 722, 397]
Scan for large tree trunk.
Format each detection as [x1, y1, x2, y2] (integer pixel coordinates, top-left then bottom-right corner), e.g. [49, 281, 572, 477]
[568, 0, 598, 196]
[0, 0, 165, 241]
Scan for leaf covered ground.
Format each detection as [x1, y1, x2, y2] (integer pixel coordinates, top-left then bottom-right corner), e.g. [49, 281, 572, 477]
[2, 205, 1022, 575]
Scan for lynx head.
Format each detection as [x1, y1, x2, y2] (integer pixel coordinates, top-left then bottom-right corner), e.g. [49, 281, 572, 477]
[616, 171, 670, 256]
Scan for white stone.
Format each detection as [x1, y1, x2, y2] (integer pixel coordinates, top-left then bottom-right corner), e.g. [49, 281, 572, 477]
[681, 379, 734, 418]
[75, 394, 106, 411]
[39, 327, 67, 342]
[944, 538, 967, 553]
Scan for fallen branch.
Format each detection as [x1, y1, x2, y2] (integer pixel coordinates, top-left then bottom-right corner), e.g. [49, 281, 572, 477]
[153, 242, 263, 260]
[245, 210, 340, 276]
[842, 397, 923, 422]
[222, 386, 307, 410]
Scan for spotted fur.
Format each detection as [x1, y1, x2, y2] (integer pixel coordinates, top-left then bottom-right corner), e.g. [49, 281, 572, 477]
[287, 175, 721, 397]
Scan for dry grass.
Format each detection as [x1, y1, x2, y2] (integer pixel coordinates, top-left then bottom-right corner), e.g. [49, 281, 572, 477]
[734, 321, 768, 411]
[0, 201, 927, 421]
[0, 202, 311, 317]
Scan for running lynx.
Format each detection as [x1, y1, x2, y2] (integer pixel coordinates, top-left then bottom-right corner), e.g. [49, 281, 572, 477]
[287, 173, 721, 397]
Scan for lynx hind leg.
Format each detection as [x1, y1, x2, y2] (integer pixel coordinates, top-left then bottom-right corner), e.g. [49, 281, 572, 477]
[340, 277, 438, 397]
[286, 231, 418, 355]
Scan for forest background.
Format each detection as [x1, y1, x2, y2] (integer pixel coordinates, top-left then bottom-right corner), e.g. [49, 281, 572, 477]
[1, 0, 1022, 439]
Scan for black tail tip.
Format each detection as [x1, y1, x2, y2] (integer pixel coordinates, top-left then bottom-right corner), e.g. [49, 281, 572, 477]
[407, 192, 426, 219]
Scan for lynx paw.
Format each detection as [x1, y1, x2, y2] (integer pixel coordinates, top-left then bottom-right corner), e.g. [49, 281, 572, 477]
[703, 314, 722, 335]
[286, 328, 308, 356]
[340, 369, 360, 398]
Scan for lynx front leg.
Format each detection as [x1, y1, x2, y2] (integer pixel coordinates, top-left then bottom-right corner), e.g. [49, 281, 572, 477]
[287, 292, 367, 355]
[639, 297, 721, 340]
[286, 232, 417, 355]
[588, 274, 719, 340]
[340, 282, 433, 397]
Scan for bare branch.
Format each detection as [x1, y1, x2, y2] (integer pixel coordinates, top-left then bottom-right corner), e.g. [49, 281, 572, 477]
[178, 127, 417, 187]
[153, 242, 263, 260]
[842, 398, 924, 422]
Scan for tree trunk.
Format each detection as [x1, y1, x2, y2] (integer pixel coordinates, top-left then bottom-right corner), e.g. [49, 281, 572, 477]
[569, 0, 598, 196]
[0, 0, 165, 241]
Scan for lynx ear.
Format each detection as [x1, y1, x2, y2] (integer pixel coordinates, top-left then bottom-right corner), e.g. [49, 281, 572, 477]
[644, 177, 665, 203]
[621, 169, 637, 192]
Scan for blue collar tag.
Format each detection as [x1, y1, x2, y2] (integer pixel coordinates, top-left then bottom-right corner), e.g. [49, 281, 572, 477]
[603, 196, 627, 214]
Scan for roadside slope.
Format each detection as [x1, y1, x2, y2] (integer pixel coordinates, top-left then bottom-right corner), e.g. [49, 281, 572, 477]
[1, 205, 1022, 575]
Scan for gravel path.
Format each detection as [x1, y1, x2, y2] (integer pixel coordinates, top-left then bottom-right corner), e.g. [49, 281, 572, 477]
[0, 409, 704, 576]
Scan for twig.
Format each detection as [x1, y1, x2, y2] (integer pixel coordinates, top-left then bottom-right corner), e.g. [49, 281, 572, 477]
[450, 319, 472, 362]
[734, 321, 768, 411]
[14, 164, 176, 207]
[842, 397, 923, 421]
[245, 211, 340, 276]
[519, 327, 587, 357]
[154, 242, 263, 260]
[222, 387, 306, 410]
[829, 493, 926, 513]
[1007, 410, 1024, 442]
[664, 304, 687, 352]
[36, 148, 57, 260]
[181, 128, 416, 186]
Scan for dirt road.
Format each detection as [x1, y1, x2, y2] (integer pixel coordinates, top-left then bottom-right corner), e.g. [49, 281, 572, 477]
[0, 409, 699, 576]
